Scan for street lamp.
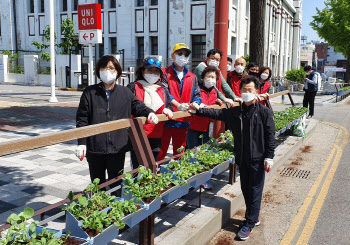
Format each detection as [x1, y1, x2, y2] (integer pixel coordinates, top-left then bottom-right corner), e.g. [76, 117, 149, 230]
[49, 0, 58, 102]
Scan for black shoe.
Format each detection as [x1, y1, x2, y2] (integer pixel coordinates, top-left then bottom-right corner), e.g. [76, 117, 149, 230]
[307, 115, 313, 119]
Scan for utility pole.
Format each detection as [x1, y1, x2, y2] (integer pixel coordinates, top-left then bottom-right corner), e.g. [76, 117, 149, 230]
[49, 0, 58, 102]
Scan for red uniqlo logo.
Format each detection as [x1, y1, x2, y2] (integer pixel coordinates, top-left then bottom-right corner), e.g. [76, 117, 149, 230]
[78, 4, 102, 31]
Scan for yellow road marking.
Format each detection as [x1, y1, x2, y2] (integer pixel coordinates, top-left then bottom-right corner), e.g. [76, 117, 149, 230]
[280, 124, 343, 245]
[296, 127, 349, 244]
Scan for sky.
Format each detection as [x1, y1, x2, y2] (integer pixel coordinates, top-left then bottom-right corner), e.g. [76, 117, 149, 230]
[301, 0, 326, 43]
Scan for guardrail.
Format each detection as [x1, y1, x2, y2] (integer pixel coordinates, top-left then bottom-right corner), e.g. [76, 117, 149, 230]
[334, 83, 350, 103]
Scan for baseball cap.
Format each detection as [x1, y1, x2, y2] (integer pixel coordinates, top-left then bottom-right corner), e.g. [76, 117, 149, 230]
[172, 43, 191, 54]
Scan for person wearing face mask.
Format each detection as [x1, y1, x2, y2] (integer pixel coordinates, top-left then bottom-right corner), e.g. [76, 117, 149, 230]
[256, 66, 272, 106]
[157, 43, 202, 160]
[195, 49, 238, 107]
[190, 76, 276, 240]
[127, 57, 173, 163]
[247, 63, 260, 77]
[302, 66, 319, 119]
[227, 57, 233, 74]
[75, 55, 158, 194]
[227, 57, 249, 98]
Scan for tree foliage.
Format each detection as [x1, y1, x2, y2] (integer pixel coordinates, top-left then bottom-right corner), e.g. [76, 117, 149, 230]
[310, 0, 350, 82]
[285, 67, 306, 83]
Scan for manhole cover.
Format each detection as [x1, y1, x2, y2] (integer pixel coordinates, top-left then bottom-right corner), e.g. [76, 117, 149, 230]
[280, 167, 310, 179]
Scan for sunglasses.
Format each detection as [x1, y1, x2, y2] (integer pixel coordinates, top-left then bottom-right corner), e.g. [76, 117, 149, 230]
[176, 51, 190, 57]
[147, 58, 162, 67]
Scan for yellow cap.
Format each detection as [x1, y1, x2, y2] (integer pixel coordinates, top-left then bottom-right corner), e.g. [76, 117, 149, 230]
[172, 43, 191, 54]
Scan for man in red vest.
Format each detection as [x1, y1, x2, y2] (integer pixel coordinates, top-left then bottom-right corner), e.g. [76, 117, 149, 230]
[158, 43, 201, 160]
[227, 57, 249, 98]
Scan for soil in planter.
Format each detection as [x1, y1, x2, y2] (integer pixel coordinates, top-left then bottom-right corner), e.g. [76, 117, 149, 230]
[158, 184, 175, 195]
[63, 237, 86, 245]
[142, 196, 156, 204]
[83, 228, 101, 237]
[124, 205, 142, 216]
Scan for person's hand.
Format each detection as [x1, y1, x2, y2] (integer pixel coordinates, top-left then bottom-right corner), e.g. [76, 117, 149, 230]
[264, 158, 274, 172]
[162, 108, 173, 119]
[75, 145, 86, 161]
[215, 99, 223, 106]
[223, 98, 234, 107]
[234, 97, 243, 104]
[199, 103, 206, 108]
[188, 102, 200, 114]
[259, 93, 269, 101]
[147, 113, 159, 125]
[177, 103, 190, 111]
[303, 77, 308, 81]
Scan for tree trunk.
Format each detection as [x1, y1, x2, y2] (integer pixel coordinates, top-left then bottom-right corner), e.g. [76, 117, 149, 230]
[346, 50, 350, 84]
[249, 0, 266, 67]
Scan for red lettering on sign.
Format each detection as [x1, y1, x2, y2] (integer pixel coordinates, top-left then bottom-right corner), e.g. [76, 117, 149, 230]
[78, 4, 102, 31]
[90, 33, 95, 40]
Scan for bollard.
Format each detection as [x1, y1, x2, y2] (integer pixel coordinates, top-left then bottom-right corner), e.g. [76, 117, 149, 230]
[282, 95, 285, 104]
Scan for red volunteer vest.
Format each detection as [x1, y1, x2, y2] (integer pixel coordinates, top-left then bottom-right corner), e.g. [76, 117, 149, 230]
[134, 82, 166, 138]
[228, 71, 245, 97]
[189, 87, 218, 132]
[258, 80, 271, 106]
[162, 66, 196, 122]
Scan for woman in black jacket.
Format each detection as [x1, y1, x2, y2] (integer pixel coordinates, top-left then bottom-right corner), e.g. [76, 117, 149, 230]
[75, 55, 158, 191]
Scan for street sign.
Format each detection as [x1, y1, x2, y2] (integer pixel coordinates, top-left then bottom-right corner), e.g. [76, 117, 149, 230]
[79, 30, 102, 44]
[77, 4, 102, 31]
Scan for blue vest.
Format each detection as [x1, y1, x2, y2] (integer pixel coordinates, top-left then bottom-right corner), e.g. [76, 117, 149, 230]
[306, 71, 318, 92]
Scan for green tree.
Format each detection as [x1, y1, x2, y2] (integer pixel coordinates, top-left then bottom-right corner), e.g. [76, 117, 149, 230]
[249, 0, 265, 67]
[285, 67, 306, 83]
[310, 0, 350, 82]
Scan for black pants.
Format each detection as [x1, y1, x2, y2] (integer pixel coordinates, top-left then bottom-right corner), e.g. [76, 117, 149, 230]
[303, 91, 317, 116]
[130, 138, 162, 169]
[86, 152, 126, 194]
[239, 159, 266, 228]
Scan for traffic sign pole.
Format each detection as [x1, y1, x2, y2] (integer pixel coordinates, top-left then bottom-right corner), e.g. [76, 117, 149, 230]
[49, 0, 58, 103]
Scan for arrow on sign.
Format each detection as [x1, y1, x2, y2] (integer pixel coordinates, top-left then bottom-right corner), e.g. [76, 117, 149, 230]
[83, 33, 88, 40]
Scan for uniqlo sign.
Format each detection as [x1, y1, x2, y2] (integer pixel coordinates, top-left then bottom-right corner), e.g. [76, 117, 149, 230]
[77, 4, 102, 31]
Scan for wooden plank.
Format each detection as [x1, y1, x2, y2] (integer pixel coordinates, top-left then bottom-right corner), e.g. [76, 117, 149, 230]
[269, 90, 290, 99]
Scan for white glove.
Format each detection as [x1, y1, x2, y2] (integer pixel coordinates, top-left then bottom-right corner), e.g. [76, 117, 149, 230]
[234, 97, 243, 104]
[264, 158, 274, 173]
[75, 145, 86, 161]
[259, 93, 269, 101]
[189, 102, 200, 110]
[199, 103, 206, 108]
[223, 98, 235, 107]
[162, 108, 173, 119]
[177, 103, 190, 111]
[147, 112, 159, 125]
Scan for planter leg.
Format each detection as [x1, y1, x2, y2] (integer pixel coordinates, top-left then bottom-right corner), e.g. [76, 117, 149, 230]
[198, 186, 202, 208]
[148, 214, 155, 245]
[229, 163, 235, 185]
[139, 218, 148, 245]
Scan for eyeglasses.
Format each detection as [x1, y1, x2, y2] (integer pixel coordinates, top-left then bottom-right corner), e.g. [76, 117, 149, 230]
[147, 58, 162, 67]
[100, 67, 116, 72]
[176, 51, 190, 57]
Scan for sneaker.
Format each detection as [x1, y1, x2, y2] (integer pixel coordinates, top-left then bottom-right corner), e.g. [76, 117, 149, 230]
[201, 180, 213, 190]
[240, 218, 261, 228]
[307, 115, 313, 119]
[255, 218, 261, 226]
[237, 226, 252, 240]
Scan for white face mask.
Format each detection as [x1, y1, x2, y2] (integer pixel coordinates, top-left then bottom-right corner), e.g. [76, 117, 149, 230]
[204, 78, 216, 89]
[241, 92, 256, 102]
[174, 54, 189, 67]
[100, 70, 117, 84]
[227, 65, 232, 71]
[260, 73, 269, 80]
[208, 59, 220, 68]
[235, 65, 245, 74]
[144, 73, 160, 84]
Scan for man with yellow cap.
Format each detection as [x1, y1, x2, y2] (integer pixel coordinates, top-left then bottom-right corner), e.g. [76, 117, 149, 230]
[158, 43, 201, 160]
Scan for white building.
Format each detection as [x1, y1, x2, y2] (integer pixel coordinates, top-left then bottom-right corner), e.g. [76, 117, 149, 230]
[300, 43, 316, 67]
[0, 0, 302, 77]
[326, 46, 345, 65]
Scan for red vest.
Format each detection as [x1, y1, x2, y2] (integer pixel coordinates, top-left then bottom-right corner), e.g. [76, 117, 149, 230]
[162, 66, 196, 122]
[258, 80, 271, 106]
[134, 82, 166, 138]
[189, 87, 217, 132]
[228, 71, 245, 97]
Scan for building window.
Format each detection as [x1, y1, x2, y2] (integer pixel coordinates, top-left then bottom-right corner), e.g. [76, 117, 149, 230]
[191, 35, 206, 59]
[244, 43, 248, 56]
[62, 0, 68, 12]
[150, 36, 158, 55]
[137, 0, 144, 7]
[73, 0, 78, 11]
[39, 0, 45, 13]
[110, 0, 116, 8]
[29, 0, 34, 13]
[137, 37, 144, 59]
[245, 0, 249, 17]
[98, 0, 104, 9]
[150, 0, 158, 5]
[232, 0, 238, 7]
[99, 43, 104, 58]
[231, 37, 236, 55]
[110, 37, 117, 53]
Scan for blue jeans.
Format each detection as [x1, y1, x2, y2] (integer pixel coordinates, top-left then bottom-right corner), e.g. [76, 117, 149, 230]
[186, 129, 210, 149]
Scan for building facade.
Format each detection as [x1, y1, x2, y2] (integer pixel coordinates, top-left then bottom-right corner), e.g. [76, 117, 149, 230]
[0, 0, 302, 77]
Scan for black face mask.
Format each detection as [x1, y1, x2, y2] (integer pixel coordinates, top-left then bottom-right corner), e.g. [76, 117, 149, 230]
[248, 72, 259, 77]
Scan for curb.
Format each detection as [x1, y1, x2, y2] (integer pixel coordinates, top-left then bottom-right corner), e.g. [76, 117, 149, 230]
[159, 119, 319, 245]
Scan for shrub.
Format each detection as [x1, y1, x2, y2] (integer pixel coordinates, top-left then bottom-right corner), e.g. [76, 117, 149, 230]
[285, 67, 306, 83]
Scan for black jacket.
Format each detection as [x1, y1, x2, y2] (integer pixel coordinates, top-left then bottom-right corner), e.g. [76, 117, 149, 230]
[197, 102, 276, 165]
[76, 83, 154, 154]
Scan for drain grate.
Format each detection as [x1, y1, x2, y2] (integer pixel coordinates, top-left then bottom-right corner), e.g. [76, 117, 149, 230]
[280, 167, 310, 179]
